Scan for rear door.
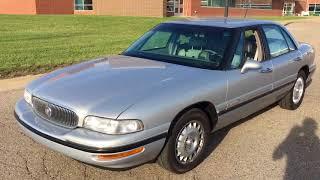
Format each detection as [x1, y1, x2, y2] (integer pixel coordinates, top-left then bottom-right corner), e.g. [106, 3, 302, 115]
[261, 25, 301, 92]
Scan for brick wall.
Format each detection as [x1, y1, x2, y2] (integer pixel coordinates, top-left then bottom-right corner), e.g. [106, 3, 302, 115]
[95, 0, 166, 17]
[36, 0, 74, 14]
[308, 0, 320, 4]
[184, 0, 283, 17]
[0, 0, 37, 14]
[295, 0, 307, 13]
[235, 0, 273, 4]
[0, 0, 73, 15]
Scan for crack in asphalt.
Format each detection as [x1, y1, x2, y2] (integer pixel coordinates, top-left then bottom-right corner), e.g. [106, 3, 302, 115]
[17, 151, 35, 180]
[41, 151, 60, 180]
[41, 152, 49, 177]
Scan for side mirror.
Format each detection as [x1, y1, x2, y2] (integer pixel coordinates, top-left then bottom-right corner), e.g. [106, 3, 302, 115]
[241, 60, 262, 74]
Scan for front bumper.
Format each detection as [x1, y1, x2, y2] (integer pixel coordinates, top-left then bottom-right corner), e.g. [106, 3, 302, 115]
[14, 99, 167, 169]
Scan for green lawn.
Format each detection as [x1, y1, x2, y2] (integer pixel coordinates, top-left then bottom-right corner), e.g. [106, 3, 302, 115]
[253, 16, 308, 21]
[0, 15, 306, 78]
[0, 15, 173, 78]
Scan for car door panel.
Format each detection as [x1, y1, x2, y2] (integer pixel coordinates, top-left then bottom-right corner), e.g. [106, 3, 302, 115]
[262, 25, 301, 96]
[215, 27, 275, 130]
[215, 60, 273, 130]
[272, 50, 301, 90]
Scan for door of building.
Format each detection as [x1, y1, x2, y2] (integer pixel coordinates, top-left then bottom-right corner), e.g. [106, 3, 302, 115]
[174, 0, 183, 16]
[167, 0, 183, 16]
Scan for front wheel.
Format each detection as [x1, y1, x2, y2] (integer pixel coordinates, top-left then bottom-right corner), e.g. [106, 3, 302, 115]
[279, 71, 306, 110]
[157, 108, 210, 173]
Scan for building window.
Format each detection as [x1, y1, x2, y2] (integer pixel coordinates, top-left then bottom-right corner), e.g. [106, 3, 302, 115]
[167, 0, 174, 13]
[167, 0, 183, 15]
[309, 4, 320, 15]
[75, 0, 93, 10]
[201, 0, 271, 9]
[201, 0, 235, 7]
[235, 3, 272, 9]
[283, 3, 295, 15]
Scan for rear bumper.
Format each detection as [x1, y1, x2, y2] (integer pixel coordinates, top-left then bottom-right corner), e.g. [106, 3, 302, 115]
[14, 99, 167, 169]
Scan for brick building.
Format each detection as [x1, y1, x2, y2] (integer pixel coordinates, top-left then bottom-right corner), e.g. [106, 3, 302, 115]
[0, 0, 319, 17]
[0, 0, 74, 15]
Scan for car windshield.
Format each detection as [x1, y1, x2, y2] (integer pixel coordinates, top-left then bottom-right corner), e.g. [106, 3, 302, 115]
[123, 23, 234, 70]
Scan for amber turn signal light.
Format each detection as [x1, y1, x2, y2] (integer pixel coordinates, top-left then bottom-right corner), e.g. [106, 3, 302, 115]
[96, 146, 145, 161]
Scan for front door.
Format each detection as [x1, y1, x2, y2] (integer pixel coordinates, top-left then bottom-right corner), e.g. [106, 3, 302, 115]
[215, 27, 274, 129]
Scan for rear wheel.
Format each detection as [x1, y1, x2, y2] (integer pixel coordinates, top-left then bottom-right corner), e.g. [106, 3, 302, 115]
[157, 108, 210, 173]
[279, 71, 306, 110]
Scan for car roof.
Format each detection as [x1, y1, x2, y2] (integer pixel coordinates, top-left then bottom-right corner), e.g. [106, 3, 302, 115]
[164, 18, 280, 28]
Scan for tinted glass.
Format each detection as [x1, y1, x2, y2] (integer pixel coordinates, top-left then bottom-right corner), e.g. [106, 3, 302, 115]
[262, 26, 289, 58]
[231, 33, 244, 69]
[141, 31, 171, 50]
[124, 24, 234, 70]
[281, 29, 296, 51]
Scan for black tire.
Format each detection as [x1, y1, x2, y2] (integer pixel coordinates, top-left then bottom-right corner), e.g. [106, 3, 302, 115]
[279, 71, 307, 110]
[157, 108, 210, 173]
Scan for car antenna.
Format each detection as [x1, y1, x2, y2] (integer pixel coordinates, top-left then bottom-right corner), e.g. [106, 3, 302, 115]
[224, 0, 229, 23]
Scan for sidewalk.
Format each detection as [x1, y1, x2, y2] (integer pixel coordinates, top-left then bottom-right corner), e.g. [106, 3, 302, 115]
[0, 74, 42, 92]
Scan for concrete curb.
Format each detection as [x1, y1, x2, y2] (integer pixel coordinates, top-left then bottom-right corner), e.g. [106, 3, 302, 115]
[0, 74, 42, 92]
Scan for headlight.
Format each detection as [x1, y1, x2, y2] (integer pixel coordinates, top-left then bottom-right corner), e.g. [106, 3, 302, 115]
[83, 116, 144, 135]
[24, 90, 32, 106]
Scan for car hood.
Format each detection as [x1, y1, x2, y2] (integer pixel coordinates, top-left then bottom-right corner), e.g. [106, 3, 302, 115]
[28, 55, 197, 119]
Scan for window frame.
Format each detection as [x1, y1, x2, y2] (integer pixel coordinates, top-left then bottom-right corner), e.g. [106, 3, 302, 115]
[75, 0, 93, 11]
[229, 31, 245, 70]
[123, 23, 237, 71]
[226, 25, 269, 70]
[280, 28, 297, 51]
[261, 24, 297, 60]
[201, 0, 236, 7]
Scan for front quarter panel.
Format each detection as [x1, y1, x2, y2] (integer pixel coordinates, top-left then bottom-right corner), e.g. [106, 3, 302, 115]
[117, 69, 228, 131]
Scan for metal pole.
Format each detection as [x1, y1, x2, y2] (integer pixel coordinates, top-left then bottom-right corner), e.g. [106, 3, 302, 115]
[224, 0, 229, 18]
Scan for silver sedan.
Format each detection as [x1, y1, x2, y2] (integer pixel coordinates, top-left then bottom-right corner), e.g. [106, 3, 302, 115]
[15, 19, 316, 173]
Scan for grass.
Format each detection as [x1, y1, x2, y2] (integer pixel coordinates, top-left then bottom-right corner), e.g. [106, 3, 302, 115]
[253, 16, 308, 21]
[0, 15, 173, 78]
[0, 15, 307, 78]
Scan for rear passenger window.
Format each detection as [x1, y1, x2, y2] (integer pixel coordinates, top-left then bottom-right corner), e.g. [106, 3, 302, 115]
[262, 26, 290, 58]
[281, 29, 296, 51]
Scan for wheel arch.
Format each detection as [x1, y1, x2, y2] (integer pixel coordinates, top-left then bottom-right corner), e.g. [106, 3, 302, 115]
[168, 101, 218, 137]
[299, 65, 309, 79]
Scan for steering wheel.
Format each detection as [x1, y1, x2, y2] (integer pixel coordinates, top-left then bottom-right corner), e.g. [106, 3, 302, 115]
[199, 50, 222, 65]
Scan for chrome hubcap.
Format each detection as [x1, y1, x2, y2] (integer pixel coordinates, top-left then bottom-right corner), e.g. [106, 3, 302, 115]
[293, 77, 304, 104]
[175, 121, 204, 164]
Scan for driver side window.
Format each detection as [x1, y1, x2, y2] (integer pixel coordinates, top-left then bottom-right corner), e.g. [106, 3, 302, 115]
[230, 28, 264, 69]
[243, 29, 263, 62]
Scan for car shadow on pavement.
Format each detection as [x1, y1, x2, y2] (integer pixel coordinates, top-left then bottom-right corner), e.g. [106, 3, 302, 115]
[203, 103, 279, 160]
[273, 118, 320, 180]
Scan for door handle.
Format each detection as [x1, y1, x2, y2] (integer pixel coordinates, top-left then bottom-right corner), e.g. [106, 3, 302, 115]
[292, 57, 303, 62]
[259, 68, 273, 73]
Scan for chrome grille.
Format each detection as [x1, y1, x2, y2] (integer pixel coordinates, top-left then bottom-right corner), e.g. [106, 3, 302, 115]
[32, 97, 79, 128]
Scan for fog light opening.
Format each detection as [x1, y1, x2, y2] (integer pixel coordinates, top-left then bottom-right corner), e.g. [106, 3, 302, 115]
[95, 147, 145, 161]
